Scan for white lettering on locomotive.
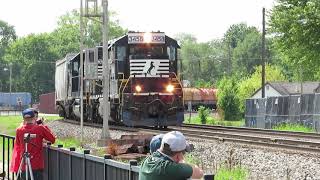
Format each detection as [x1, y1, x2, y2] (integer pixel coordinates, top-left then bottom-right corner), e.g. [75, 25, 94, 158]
[128, 33, 165, 44]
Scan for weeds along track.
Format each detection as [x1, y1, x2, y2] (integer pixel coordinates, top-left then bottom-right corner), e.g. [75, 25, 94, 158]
[62, 119, 320, 153]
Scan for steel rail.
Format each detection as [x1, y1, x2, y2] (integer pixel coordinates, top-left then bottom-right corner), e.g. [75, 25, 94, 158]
[182, 124, 320, 140]
[137, 127, 320, 154]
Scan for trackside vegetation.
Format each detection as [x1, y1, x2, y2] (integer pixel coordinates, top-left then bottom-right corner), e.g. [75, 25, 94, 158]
[273, 123, 314, 133]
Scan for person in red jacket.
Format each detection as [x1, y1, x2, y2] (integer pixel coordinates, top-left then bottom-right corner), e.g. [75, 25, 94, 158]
[10, 108, 56, 180]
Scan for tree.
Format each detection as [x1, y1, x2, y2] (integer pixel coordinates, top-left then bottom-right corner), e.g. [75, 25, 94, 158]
[0, 20, 16, 91]
[176, 33, 226, 86]
[4, 33, 58, 101]
[232, 31, 261, 74]
[237, 64, 287, 113]
[223, 23, 266, 76]
[51, 9, 127, 59]
[174, 33, 197, 45]
[217, 77, 241, 121]
[270, 0, 320, 80]
[223, 23, 258, 49]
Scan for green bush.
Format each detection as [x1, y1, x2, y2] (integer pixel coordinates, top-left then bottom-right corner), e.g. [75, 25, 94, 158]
[215, 166, 248, 180]
[184, 153, 201, 166]
[198, 106, 210, 124]
[217, 77, 241, 121]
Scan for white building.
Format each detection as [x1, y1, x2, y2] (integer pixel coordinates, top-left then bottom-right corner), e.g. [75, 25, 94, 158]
[251, 82, 320, 98]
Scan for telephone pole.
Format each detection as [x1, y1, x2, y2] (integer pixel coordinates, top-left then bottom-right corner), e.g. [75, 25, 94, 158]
[261, 8, 266, 98]
[100, 0, 111, 141]
[9, 63, 12, 109]
[80, 0, 111, 145]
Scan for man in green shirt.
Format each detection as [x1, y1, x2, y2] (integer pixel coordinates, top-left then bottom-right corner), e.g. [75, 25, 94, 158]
[139, 131, 203, 180]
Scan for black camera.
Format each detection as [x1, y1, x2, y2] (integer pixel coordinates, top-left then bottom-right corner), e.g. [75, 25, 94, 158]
[23, 133, 36, 143]
[36, 119, 43, 125]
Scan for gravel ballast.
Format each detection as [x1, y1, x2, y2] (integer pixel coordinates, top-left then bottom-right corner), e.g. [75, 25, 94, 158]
[46, 120, 320, 180]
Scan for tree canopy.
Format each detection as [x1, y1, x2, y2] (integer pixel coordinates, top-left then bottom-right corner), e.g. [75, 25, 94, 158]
[2, 9, 126, 101]
[270, 0, 320, 80]
[0, 20, 16, 91]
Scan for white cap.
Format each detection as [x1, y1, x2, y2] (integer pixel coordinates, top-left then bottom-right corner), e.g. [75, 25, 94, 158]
[161, 131, 190, 152]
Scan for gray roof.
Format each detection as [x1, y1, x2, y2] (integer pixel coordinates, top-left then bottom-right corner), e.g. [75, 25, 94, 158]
[268, 82, 320, 95]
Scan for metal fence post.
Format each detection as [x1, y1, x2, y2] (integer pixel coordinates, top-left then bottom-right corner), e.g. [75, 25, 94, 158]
[46, 142, 52, 180]
[69, 147, 76, 180]
[6, 138, 9, 180]
[2, 136, 5, 174]
[57, 145, 63, 180]
[104, 154, 111, 180]
[204, 174, 215, 180]
[83, 150, 90, 180]
[129, 160, 138, 180]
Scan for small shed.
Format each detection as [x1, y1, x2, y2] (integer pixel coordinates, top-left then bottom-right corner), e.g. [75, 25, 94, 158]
[251, 82, 320, 98]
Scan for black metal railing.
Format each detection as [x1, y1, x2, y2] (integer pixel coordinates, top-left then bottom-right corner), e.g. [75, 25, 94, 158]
[0, 133, 15, 180]
[43, 144, 140, 180]
[0, 134, 214, 180]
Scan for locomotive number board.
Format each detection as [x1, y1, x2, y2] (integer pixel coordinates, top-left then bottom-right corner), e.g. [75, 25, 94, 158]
[128, 33, 165, 44]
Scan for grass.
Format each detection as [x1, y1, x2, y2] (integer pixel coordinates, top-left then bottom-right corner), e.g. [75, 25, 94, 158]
[55, 137, 82, 149]
[273, 123, 314, 133]
[185, 153, 201, 166]
[0, 115, 60, 136]
[185, 116, 245, 127]
[185, 153, 248, 180]
[215, 166, 248, 180]
[0, 115, 62, 162]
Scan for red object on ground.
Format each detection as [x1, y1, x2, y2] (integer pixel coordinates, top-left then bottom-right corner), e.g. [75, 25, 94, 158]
[39, 92, 56, 114]
[10, 124, 56, 172]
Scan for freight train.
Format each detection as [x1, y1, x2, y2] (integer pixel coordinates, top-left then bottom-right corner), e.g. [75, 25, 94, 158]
[183, 88, 217, 111]
[55, 32, 184, 127]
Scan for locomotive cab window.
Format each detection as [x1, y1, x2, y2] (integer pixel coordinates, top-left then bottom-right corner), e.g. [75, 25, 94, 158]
[116, 46, 126, 61]
[72, 61, 79, 76]
[129, 45, 167, 59]
[167, 46, 176, 61]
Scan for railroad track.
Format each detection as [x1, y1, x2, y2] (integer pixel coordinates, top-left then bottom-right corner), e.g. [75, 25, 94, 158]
[182, 123, 320, 141]
[61, 119, 320, 153]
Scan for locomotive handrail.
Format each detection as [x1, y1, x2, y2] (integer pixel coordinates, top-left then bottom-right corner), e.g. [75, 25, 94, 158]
[118, 72, 125, 82]
[169, 72, 184, 106]
[118, 73, 126, 95]
[120, 76, 132, 106]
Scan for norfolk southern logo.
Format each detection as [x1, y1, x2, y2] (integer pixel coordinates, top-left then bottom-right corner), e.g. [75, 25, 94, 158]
[130, 59, 169, 77]
[147, 61, 155, 75]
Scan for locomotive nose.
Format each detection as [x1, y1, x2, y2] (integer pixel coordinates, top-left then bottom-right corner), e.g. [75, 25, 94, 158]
[147, 100, 164, 117]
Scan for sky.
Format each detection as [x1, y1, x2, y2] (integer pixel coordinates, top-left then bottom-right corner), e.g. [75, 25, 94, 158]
[0, 0, 275, 42]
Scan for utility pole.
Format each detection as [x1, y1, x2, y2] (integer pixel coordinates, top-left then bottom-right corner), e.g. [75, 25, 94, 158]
[9, 63, 12, 109]
[100, 0, 111, 142]
[80, 0, 110, 145]
[80, 0, 84, 143]
[261, 8, 266, 98]
[300, 65, 303, 94]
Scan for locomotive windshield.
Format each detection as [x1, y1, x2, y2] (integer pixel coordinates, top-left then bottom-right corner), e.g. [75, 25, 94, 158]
[129, 45, 167, 59]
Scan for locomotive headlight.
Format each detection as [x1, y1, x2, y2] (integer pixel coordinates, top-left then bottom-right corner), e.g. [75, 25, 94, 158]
[143, 32, 152, 43]
[166, 84, 174, 92]
[135, 85, 142, 92]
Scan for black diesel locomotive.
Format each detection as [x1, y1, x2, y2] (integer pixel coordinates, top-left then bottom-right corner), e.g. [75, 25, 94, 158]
[55, 32, 184, 127]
